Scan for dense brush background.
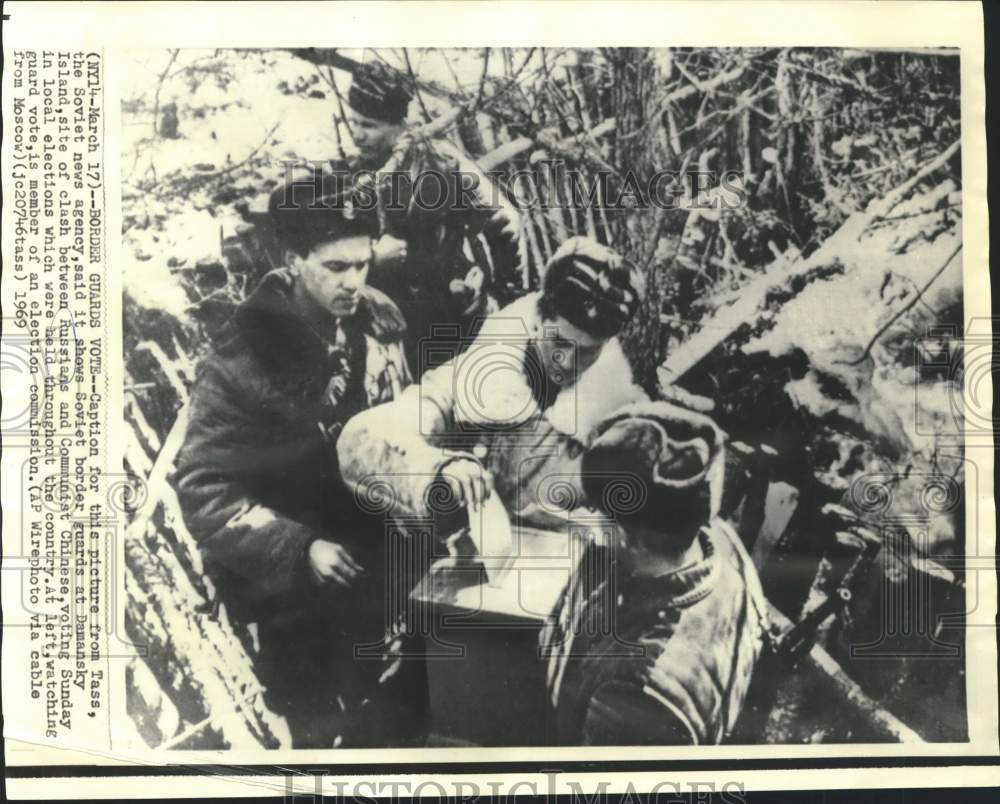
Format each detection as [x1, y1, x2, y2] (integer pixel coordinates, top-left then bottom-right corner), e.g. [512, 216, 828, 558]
[120, 48, 970, 749]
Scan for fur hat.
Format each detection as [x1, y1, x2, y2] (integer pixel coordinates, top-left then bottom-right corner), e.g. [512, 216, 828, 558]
[540, 237, 641, 338]
[582, 400, 727, 550]
[268, 168, 378, 257]
[347, 62, 413, 124]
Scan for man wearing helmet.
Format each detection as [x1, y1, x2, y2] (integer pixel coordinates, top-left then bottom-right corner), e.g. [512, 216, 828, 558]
[540, 401, 768, 745]
[337, 236, 650, 526]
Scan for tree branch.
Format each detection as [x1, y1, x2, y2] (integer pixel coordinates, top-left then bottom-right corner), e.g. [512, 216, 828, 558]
[151, 49, 180, 139]
[474, 48, 491, 111]
[842, 242, 961, 366]
[403, 48, 433, 122]
[867, 139, 961, 222]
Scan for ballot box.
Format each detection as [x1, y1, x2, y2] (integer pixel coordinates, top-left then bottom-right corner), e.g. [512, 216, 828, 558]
[409, 521, 596, 747]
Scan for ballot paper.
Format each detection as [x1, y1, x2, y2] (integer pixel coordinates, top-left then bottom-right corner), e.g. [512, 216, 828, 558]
[468, 493, 516, 585]
[447, 522, 585, 619]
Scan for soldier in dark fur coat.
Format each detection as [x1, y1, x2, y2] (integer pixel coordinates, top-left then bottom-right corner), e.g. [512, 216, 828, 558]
[175, 187, 411, 747]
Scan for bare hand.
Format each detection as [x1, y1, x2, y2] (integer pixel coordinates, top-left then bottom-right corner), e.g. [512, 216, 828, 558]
[307, 539, 364, 587]
[373, 234, 408, 267]
[489, 207, 521, 241]
[449, 266, 488, 315]
[439, 458, 494, 512]
[323, 371, 349, 409]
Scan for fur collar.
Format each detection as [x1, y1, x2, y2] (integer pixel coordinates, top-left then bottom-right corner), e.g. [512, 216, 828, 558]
[231, 269, 406, 371]
[453, 292, 647, 441]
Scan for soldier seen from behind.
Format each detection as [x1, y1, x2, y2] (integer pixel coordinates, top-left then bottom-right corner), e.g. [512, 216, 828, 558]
[540, 401, 768, 745]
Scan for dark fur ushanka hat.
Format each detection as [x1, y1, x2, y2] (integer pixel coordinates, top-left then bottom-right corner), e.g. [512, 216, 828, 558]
[541, 237, 640, 338]
[268, 168, 379, 257]
[582, 401, 727, 550]
[347, 62, 413, 124]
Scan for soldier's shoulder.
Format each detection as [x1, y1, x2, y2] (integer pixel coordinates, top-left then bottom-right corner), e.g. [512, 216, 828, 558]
[477, 292, 540, 337]
[359, 285, 408, 342]
[201, 269, 285, 354]
[198, 284, 284, 390]
[249, 268, 296, 298]
[197, 332, 258, 390]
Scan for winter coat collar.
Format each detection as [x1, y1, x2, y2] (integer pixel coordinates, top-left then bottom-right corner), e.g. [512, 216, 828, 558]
[454, 292, 646, 440]
[233, 269, 407, 371]
[618, 526, 721, 613]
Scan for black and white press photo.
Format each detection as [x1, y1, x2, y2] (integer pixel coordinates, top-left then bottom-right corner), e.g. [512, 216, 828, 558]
[119, 44, 973, 749]
[1, 1, 995, 799]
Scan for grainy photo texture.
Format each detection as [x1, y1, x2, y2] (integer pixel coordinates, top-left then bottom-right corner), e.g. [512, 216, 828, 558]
[118, 46, 970, 751]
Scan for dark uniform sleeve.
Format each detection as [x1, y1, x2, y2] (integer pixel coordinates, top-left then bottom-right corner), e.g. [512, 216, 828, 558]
[581, 679, 697, 746]
[175, 358, 322, 601]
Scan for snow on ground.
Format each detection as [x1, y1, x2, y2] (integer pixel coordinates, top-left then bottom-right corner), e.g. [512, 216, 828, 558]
[121, 50, 358, 319]
[119, 48, 564, 323]
[745, 186, 962, 460]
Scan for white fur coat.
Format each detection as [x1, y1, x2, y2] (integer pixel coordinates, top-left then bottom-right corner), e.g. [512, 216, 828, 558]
[339, 292, 649, 522]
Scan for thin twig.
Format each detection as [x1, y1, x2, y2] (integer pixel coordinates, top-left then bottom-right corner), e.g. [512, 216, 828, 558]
[403, 48, 433, 123]
[200, 121, 280, 181]
[842, 243, 962, 366]
[850, 147, 921, 180]
[870, 202, 962, 225]
[165, 52, 225, 84]
[158, 683, 267, 751]
[479, 48, 537, 113]
[441, 51, 466, 92]
[749, 51, 884, 100]
[314, 65, 348, 160]
[151, 49, 180, 139]
[893, 272, 942, 317]
[183, 287, 234, 313]
[159, 122, 280, 196]
[325, 68, 348, 161]
[867, 139, 961, 223]
[329, 63, 355, 143]
[474, 48, 491, 111]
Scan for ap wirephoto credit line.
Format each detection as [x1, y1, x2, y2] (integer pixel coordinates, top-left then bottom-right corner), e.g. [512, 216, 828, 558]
[0, 1, 996, 800]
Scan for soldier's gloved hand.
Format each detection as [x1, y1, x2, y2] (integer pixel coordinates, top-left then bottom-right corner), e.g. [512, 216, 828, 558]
[439, 457, 494, 513]
[307, 539, 365, 588]
[373, 234, 408, 267]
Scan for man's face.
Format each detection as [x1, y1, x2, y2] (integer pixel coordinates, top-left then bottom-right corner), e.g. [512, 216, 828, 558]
[535, 315, 607, 390]
[346, 109, 404, 164]
[290, 235, 372, 318]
